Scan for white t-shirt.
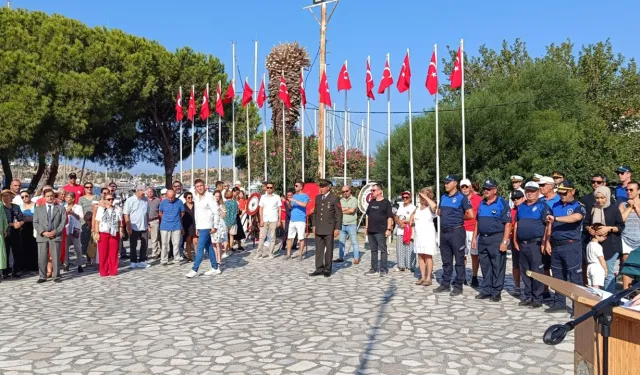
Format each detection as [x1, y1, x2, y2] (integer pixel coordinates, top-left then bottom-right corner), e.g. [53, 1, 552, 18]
[259, 193, 282, 223]
[586, 241, 604, 265]
[193, 191, 218, 230]
[64, 204, 84, 234]
[12, 194, 23, 206]
[394, 203, 416, 236]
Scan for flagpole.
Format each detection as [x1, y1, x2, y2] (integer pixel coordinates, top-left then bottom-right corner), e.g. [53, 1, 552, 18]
[322, 108, 326, 178]
[205, 83, 210, 186]
[282, 102, 286, 190]
[232, 42, 237, 185]
[218, 81, 222, 182]
[460, 39, 466, 179]
[191, 84, 195, 187]
[246, 78, 251, 193]
[262, 73, 267, 181]
[386, 53, 391, 199]
[407, 49, 415, 205]
[301, 67, 305, 182]
[314, 108, 317, 136]
[179, 86, 183, 184]
[366, 56, 370, 184]
[434, 44, 441, 243]
[343, 61, 348, 187]
[253, 40, 258, 192]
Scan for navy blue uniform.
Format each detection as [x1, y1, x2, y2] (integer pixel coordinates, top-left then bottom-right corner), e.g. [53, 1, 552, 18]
[439, 191, 472, 289]
[476, 197, 511, 297]
[550, 200, 586, 308]
[540, 195, 560, 270]
[614, 184, 627, 203]
[516, 200, 551, 303]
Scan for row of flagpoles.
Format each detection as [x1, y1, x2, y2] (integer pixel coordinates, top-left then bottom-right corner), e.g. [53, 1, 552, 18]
[174, 40, 466, 204]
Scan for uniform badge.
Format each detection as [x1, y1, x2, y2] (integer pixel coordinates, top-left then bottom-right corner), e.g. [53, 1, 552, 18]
[532, 206, 537, 212]
[452, 197, 457, 204]
[492, 209, 497, 215]
[567, 209, 574, 215]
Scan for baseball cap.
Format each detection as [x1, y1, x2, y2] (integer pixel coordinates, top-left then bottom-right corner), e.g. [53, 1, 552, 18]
[135, 185, 146, 191]
[401, 191, 411, 197]
[68, 172, 77, 179]
[443, 174, 459, 183]
[510, 175, 524, 182]
[511, 190, 524, 200]
[460, 178, 472, 187]
[538, 176, 555, 185]
[482, 179, 498, 189]
[557, 180, 576, 191]
[160, 188, 168, 194]
[524, 181, 540, 190]
[616, 165, 632, 173]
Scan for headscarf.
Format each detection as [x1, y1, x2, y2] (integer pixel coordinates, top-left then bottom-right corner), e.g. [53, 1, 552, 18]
[591, 186, 611, 225]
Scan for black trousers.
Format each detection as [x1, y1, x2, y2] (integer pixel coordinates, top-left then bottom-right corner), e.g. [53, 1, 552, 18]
[3, 228, 22, 275]
[440, 227, 466, 288]
[368, 232, 388, 272]
[129, 230, 149, 263]
[315, 234, 334, 272]
[519, 241, 544, 303]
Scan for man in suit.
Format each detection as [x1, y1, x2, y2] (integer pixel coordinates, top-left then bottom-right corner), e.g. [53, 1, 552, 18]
[309, 179, 342, 277]
[33, 188, 66, 283]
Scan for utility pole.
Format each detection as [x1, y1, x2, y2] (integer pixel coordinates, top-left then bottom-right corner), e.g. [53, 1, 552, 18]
[305, 0, 339, 179]
[6, 0, 11, 9]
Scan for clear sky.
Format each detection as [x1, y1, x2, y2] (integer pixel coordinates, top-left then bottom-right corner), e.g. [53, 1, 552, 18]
[15, 0, 640, 175]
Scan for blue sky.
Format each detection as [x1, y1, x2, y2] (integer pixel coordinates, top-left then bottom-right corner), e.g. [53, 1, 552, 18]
[16, 0, 640, 175]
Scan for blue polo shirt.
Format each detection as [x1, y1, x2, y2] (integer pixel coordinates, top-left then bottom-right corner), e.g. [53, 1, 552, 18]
[477, 197, 511, 235]
[159, 199, 185, 231]
[615, 184, 628, 202]
[516, 200, 550, 241]
[550, 200, 585, 241]
[541, 194, 560, 209]
[439, 191, 471, 229]
[290, 193, 310, 222]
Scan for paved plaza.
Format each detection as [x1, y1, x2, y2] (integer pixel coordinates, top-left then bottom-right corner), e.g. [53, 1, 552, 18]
[0, 238, 576, 375]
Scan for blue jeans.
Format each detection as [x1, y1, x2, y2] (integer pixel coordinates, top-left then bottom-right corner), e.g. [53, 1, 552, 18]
[603, 252, 619, 293]
[192, 229, 218, 272]
[338, 224, 360, 260]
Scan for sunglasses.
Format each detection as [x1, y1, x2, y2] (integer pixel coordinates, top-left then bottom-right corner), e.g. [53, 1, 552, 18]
[402, 196, 410, 199]
[266, 186, 274, 189]
[20, 195, 29, 198]
[512, 197, 523, 201]
[627, 188, 636, 192]
[173, 185, 181, 188]
[186, 196, 193, 199]
[616, 171, 626, 175]
[591, 180, 604, 184]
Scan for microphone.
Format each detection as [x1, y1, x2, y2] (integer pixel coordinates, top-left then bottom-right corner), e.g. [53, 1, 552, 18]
[543, 323, 572, 345]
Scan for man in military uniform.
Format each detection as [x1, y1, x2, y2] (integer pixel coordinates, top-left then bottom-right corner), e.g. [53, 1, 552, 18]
[544, 180, 586, 313]
[310, 180, 342, 277]
[472, 179, 511, 302]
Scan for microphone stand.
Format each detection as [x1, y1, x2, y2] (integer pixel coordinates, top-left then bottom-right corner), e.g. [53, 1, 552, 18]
[542, 282, 640, 375]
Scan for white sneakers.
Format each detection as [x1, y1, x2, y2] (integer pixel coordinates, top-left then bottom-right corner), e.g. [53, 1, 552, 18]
[129, 262, 137, 269]
[129, 262, 150, 269]
[222, 252, 229, 259]
[185, 270, 199, 278]
[204, 267, 221, 276]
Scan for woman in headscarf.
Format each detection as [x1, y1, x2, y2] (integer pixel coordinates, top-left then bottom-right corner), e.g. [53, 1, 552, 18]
[584, 185, 625, 293]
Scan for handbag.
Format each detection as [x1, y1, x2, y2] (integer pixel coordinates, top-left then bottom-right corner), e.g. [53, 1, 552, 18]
[402, 224, 413, 245]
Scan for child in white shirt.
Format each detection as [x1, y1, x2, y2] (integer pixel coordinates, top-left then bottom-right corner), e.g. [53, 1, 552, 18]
[586, 224, 608, 289]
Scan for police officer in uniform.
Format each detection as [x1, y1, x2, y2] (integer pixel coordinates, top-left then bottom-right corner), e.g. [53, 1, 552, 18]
[309, 179, 342, 278]
[436, 175, 474, 296]
[472, 179, 511, 302]
[544, 180, 586, 313]
[514, 181, 551, 309]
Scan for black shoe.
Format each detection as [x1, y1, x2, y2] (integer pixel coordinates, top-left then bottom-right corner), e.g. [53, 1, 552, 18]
[463, 279, 468, 286]
[434, 285, 451, 293]
[490, 295, 502, 302]
[309, 270, 324, 276]
[475, 294, 491, 300]
[324, 271, 331, 277]
[37, 278, 47, 284]
[63, 265, 69, 272]
[53, 277, 62, 283]
[364, 269, 377, 276]
[518, 299, 532, 307]
[121, 254, 130, 259]
[333, 258, 344, 263]
[450, 288, 463, 297]
[529, 302, 542, 309]
[513, 287, 521, 297]
[11, 272, 21, 278]
[77, 266, 84, 273]
[542, 291, 551, 300]
[471, 276, 479, 287]
[545, 305, 567, 313]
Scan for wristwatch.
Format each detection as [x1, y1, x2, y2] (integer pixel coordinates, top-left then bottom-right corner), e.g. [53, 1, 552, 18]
[502, 240, 509, 245]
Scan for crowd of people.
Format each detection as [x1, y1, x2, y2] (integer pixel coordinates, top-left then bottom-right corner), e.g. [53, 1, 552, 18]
[2, 167, 639, 309]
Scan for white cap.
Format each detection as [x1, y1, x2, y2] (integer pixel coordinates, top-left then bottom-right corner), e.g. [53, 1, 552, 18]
[538, 176, 555, 185]
[510, 175, 524, 182]
[532, 173, 543, 181]
[524, 181, 540, 190]
[460, 178, 472, 187]
[160, 188, 168, 194]
[235, 180, 241, 185]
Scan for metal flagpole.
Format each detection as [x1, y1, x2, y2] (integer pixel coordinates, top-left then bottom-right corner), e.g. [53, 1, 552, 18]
[343, 61, 348, 187]
[366, 61, 370, 183]
[407, 49, 415, 205]
[253, 40, 258, 191]
[282, 102, 286, 190]
[191, 85, 195, 187]
[314, 108, 317, 136]
[386, 53, 391, 199]
[301, 67, 305, 182]
[246, 78, 251, 192]
[322, 109, 326, 178]
[179, 86, 183, 184]
[232, 42, 237, 184]
[205, 83, 210, 186]
[218, 82, 222, 181]
[461, 39, 466, 179]
[263, 74, 268, 181]
[434, 44, 441, 242]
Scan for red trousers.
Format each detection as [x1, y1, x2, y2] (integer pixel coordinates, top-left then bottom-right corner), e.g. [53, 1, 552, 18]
[98, 232, 120, 277]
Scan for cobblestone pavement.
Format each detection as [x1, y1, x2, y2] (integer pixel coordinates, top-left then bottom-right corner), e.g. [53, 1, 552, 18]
[0, 237, 576, 375]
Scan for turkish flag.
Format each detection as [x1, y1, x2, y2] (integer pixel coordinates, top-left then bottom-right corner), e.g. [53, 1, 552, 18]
[378, 60, 393, 94]
[300, 73, 307, 108]
[222, 82, 235, 104]
[366, 59, 375, 100]
[278, 76, 292, 109]
[337, 62, 352, 91]
[397, 52, 411, 93]
[187, 87, 196, 121]
[450, 46, 462, 89]
[215, 82, 224, 117]
[199, 86, 210, 120]
[242, 80, 253, 107]
[257, 77, 266, 109]
[425, 51, 438, 95]
[175, 89, 183, 122]
[319, 70, 332, 108]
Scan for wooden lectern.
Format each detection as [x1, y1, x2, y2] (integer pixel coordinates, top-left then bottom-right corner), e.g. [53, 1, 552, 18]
[528, 271, 640, 375]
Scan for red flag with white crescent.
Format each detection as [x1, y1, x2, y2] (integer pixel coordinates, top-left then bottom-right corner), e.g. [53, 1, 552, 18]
[450, 46, 463, 89]
[278, 76, 292, 109]
[426, 50, 438, 95]
[175, 89, 184, 122]
[222, 81, 235, 104]
[396, 52, 411, 93]
[199, 86, 210, 120]
[337, 62, 352, 91]
[300, 73, 307, 108]
[242, 80, 253, 107]
[187, 87, 196, 121]
[257, 77, 266, 109]
[366, 59, 375, 100]
[319, 70, 332, 108]
[215, 82, 224, 117]
[378, 60, 393, 94]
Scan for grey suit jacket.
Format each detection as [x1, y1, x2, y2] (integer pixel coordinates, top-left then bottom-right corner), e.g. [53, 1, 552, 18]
[33, 204, 66, 243]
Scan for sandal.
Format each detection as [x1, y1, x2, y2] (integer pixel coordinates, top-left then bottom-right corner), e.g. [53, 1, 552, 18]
[415, 279, 425, 285]
[424, 280, 433, 286]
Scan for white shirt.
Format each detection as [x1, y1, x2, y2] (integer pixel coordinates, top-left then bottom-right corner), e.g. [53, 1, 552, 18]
[193, 191, 218, 230]
[586, 241, 605, 265]
[259, 193, 281, 223]
[64, 204, 84, 234]
[12, 194, 23, 206]
[394, 203, 416, 236]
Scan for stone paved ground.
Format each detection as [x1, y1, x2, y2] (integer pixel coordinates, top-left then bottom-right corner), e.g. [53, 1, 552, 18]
[0, 237, 576, 375]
